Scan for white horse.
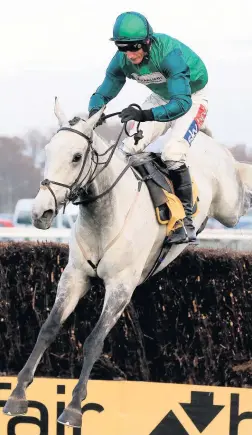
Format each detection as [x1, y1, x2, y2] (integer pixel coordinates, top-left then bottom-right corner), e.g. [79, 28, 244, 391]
[3, 99, 252, 428]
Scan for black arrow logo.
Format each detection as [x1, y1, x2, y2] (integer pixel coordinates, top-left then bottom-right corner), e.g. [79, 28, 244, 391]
[180, 391, 224, 433]
[149, 410, 189, 435]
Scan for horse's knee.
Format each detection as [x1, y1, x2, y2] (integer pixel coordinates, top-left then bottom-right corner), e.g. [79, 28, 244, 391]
[84, 333, 104, 360]
[37, 305, 64, 343]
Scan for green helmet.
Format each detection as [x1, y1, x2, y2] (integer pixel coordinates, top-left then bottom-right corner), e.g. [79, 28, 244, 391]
[110, 11, 153, 42]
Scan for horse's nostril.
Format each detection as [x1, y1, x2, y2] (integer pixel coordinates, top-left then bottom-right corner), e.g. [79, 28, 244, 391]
[41, 209, 53, 220]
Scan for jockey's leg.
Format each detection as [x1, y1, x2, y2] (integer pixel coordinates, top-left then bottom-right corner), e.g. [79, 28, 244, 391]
[166, 164, 197, 243]
[161, 87, 208, 244]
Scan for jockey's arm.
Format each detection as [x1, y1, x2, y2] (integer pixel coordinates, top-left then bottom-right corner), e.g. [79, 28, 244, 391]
[151, 49, 192, 122]
[88, 53, 126, 113]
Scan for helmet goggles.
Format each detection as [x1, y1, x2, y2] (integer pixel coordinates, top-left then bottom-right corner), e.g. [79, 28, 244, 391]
[115, 40, 144, 52]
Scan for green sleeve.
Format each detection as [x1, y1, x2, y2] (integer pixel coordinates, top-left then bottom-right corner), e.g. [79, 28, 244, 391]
[152, 48, 192, 122]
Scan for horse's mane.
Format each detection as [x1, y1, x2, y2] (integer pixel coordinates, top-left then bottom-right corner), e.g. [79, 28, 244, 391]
[68, 116, 127, 164]
[68, 116, 117, 146]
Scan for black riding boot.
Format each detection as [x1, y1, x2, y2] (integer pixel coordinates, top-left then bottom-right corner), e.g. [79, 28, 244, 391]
[166, 164, 197, 244]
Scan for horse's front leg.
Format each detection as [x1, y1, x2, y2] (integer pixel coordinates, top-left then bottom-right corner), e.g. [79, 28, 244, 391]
[3, 263, 90, 416]
[58, 271, 138, 428]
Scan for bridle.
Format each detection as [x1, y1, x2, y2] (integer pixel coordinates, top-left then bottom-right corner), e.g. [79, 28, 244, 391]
[40, 105, 144, 215]
[41, 127, 93, 215]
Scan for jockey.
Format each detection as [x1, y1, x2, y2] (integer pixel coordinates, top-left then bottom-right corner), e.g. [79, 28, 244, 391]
[88, 11, 209, 244]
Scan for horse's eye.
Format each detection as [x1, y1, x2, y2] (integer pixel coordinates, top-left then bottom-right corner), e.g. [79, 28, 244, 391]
[72, 153, 82, 163]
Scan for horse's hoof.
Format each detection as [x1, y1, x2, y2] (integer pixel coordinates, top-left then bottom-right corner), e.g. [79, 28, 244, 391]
[57, 407, 82, 428]
[3, 396, 28, 416]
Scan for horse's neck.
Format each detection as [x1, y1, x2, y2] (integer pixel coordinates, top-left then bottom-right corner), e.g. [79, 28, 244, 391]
[90, 133, 126, 193]
[78, 133, 137, 250]
[90, 132, 133, 194]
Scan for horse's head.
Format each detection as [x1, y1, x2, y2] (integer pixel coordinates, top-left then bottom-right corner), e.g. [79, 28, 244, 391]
[32, 98, 105, 229]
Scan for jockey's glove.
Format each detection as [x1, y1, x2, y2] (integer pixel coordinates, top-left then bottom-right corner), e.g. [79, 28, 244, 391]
[119, 106, 154, 123]
[88, 109, 106, 126]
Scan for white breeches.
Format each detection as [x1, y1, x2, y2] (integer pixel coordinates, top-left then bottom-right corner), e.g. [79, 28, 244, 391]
[122, 86, 208, 170]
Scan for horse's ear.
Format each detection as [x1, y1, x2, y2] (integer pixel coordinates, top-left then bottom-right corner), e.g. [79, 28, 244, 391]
[54, 97, 68, 127]
[86, 106, 106, 130]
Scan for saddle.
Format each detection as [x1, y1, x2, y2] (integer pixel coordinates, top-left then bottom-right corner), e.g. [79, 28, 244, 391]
[129, 153, 199, 236]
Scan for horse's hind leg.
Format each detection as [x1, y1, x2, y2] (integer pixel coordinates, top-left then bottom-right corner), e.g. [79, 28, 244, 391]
[211, 171, 245, 227]
[3, 264, 90, 416]
[57, 271, 138, 428]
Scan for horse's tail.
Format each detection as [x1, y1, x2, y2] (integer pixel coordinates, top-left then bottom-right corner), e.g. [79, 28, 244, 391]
[235, 161, 252, 192]
[200, 125, 213, 138]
